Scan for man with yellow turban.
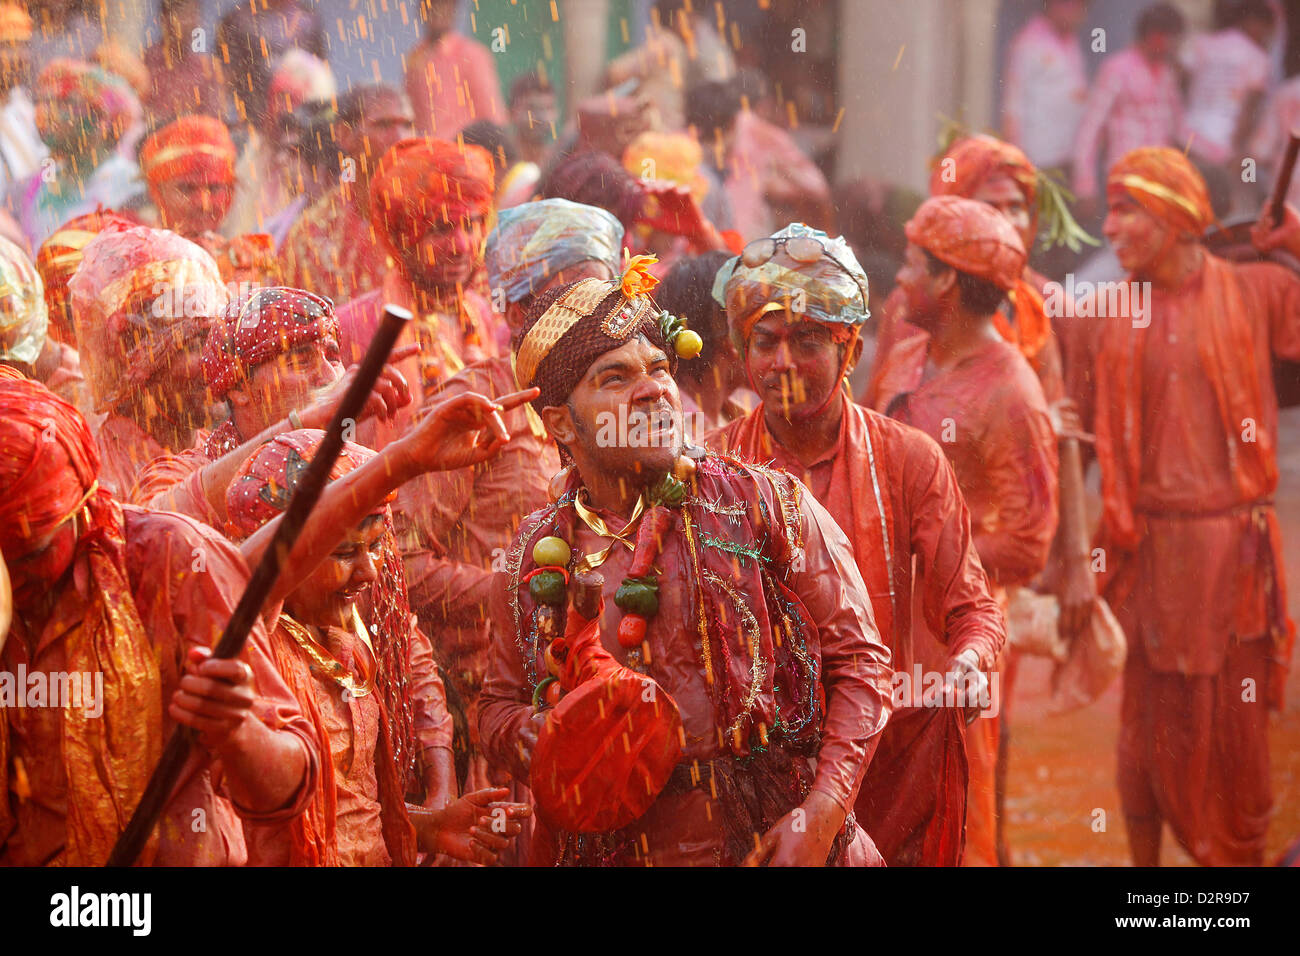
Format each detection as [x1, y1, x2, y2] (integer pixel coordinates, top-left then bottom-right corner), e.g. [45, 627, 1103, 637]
[478, 256, 892, 866]
[1085, 145, 1300, 866]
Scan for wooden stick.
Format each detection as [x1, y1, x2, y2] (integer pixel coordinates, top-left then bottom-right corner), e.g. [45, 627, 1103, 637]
[1267, 131, 1300, 227]
[106, 305, 412, 867]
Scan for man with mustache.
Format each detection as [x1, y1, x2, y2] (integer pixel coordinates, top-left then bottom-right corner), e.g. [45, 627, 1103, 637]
[1083, 146, 1300, 865]
[873, 196, 1060, 866]
[478, 256, 893, 866]
[706, 224, 1006, 866]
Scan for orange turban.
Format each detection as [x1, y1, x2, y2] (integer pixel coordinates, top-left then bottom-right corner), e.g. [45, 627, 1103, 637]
[35, 209, 138, 343]
[0, 3, 32, 43]
[140, 115, 236, 196]
[1107, 146, 1214, 236]
[368, 137, 495, 252]
[930, 134, 1038, 207]
[905, 195, 1027, 292]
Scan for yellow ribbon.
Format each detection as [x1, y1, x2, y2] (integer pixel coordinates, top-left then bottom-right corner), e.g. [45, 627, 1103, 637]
[1110, 174, 1208, 230]
[572, 489, 646, 573]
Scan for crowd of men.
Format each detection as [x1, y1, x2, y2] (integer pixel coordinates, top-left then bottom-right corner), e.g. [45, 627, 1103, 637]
[0, 0, 1295, 867]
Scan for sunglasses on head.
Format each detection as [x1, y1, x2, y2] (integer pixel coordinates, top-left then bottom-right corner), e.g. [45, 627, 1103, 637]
[740, 235, 868, 308]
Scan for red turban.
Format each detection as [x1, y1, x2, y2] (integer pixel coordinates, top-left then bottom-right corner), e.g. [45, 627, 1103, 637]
[35, 209, 138, 343]
[69, 223, 227, 411]
[224, 428, 392, 540]
[1107, 146, 1214, 237]
[0, 377, 164, 866]
[931, 134, 1038, 208]
[0, 377, 101, 547]
[368, 137, 495, 252]
[905, 195, 1028, 292]
[140, 115, 237, 196]
[202, 287, 339, 397]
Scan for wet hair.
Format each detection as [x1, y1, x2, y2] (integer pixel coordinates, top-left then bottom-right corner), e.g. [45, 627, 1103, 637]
[460, 120, 517, 170]
[540, 150, 644, 229]
[1224, 0, 1276, 28]
[654, 252, 732, 388]
[336, 83, 401, 128]
[508, 71, 553, 106]
[1137, 3, 1185, 38]
[685, 79, 743, 138]
[922, 249, 1008, 316]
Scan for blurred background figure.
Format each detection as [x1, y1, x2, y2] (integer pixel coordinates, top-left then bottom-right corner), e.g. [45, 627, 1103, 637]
[1072, 3, 1186, 219]
[605, 0, 736, 132]
[405, 0, 503, 138]
[0, 3, 45, 197]
[1182, 0, 1276, 212]
[6, 59, 143, 249]
[282, 84, 413, 302]
[142, 0, 227, 124]
[1003, 0, 1089, 179]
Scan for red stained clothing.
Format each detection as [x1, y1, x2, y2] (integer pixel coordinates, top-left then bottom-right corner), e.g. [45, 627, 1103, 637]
[1081, 255, 1299, 864]
[1086, 257, 1299, 678]
[281, 187, 392, 305]
[91, 411, 170, 498]
[479, 455, 893, 866]
[404, 32, 504, 138]
[866, 273, 1068, 410]
[0, 506, 319, 866]
[397, 357, 560, 706]
[873, 339, 1060, 589]
[128, 431, 220, 527]
[245, 619, 454, 866]
[708, 402, 1006, 865]
[336, 274, 500, 452]
[1118, 637, 1272, 865]
[871, 336, 1057, 868]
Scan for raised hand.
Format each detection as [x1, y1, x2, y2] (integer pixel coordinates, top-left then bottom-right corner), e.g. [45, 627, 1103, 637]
[300, 343, 419, 429]
[400, 387, 539, 474]
[637, 179, 724, 250]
